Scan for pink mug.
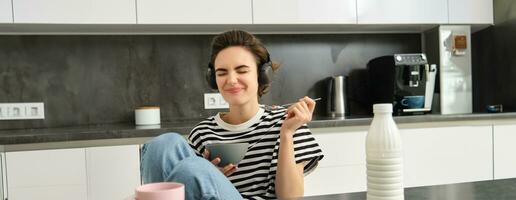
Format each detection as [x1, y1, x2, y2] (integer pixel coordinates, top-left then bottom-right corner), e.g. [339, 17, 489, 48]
[133, 182, 185, 200]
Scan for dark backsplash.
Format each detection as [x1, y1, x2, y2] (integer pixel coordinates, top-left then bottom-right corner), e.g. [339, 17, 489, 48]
[0, 34, 421, 129]
[471, 0, 516, 113]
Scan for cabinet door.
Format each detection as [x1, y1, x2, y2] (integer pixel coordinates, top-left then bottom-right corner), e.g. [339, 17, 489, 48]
[449, 0, 493, 24]
[305, 165, 366, 196]
[401, 125, 493, 187]
[86, 145, 141, 200]
[13, 0, 136, 24]
[0, 0, 12, 23]
[253, 0, 356, 24]
[494, 124, 516, 179]
[0, 153, 5, 200]
[312, 129, 367, 167]
[6, 148, 87, 200]
[357, 0, 448, 24]
[305, 128, 367, 196]
[137, 0, 252, 24]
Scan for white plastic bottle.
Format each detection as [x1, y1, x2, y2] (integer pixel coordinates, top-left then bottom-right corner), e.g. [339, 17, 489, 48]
[366, 104, 404, 200]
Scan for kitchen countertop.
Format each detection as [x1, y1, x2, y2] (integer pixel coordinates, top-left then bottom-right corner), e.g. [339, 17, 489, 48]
[300, 178, 516, 200]
[1, 112, 516, 146]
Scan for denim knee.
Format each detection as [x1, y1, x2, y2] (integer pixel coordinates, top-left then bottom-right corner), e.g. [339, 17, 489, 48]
[141, 132, 190, 159]
[169, 157, 242, 200]
[141, 132, 197, 183]
[148, 132, 187, 148]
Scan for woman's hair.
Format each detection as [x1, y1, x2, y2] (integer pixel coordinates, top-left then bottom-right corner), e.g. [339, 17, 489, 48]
[209, 30, 280, 97]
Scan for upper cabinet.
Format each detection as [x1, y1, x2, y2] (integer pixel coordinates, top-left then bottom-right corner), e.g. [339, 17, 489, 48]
[0, 0, 13, 23]
[357, 0, 448, 24]
[12, 0, 136, 24]
[137, 0, 252, 24]
[449, 0, 493, 24]
[253, 0, 356, 24]
[0, 0, 494, 33]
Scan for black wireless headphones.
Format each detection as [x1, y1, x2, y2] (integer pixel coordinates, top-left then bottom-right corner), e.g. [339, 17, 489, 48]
[206, 51, 274, 90]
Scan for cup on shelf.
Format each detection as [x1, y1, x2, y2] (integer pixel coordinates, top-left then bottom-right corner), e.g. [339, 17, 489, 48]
[135, 106, 161, 126]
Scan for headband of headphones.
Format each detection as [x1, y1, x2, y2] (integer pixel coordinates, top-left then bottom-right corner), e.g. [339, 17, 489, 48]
[207, 51, 271, 71]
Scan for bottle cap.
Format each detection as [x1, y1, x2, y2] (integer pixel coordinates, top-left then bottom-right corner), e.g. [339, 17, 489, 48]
[373, 104, 393, 113]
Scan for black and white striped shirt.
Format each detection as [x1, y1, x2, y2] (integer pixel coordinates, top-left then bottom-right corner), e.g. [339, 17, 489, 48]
[188, 106, 324, 200]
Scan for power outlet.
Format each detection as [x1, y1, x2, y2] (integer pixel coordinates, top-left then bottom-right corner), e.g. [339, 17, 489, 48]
[0, 102, 45, 120]
[204, 93, 229, 109]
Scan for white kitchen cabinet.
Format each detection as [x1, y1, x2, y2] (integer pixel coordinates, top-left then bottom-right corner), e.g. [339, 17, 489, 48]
[0, 153, 6, 200]
[401, 125, 493, 187]
[86, 145, 141, 200]
[493, 124, 516, 179]
[6, 148, 88, 200]
[137, 0, 252, 24]
[305, 128, 368, 196]
[307, 124, 493, 196]
[312, 129, 367, 167]
[12, 0, 136, 24]
[0, 0, 13, 23]
[252, 0, 356, 24]
[448, 0, 493, 24]
[305, 165, 366, 196]
[357, 0, 448, 24]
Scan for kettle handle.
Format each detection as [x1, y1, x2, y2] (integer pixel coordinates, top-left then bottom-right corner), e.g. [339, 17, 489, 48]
[327, 77, 335, 113]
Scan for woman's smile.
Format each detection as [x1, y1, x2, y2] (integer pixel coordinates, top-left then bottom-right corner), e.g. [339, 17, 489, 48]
[224, 87, 243, 94]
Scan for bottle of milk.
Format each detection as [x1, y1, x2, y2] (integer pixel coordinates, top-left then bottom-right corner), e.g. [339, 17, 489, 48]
[366, 103, 404, 200]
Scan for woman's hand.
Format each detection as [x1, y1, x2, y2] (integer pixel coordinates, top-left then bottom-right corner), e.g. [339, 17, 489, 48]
[203, 149, 238, 177]
[281, 96, 316, 136]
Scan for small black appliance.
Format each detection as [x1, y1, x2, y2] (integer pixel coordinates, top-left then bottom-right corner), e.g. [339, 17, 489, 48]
[367, 53, 437, 115]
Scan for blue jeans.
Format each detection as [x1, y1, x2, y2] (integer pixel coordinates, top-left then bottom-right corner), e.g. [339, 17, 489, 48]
[140, 132, 243, 200]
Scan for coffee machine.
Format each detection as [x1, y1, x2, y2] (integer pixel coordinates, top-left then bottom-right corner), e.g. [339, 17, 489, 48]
[367, 53, 437, 115]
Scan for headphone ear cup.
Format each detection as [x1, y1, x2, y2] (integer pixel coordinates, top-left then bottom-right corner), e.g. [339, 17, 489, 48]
[258, 61, 274, 85]
[206, 64, 218, 89]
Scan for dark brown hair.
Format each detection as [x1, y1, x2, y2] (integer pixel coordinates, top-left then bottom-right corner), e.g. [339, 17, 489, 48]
[209, 30, 280, 97]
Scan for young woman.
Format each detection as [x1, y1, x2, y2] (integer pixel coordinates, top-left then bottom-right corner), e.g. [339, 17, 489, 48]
[141, 30, 323, 200]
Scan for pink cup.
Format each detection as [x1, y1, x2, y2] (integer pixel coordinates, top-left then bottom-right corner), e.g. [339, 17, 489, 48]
[134, 182, 185, 200]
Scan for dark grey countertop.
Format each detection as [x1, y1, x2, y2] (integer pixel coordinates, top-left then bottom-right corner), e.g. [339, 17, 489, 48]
[300, 178, 516, 200]
[1, 112, 516, 145]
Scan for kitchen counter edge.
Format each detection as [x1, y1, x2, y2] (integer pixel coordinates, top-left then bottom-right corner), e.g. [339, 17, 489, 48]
[1, 112, 516, 149]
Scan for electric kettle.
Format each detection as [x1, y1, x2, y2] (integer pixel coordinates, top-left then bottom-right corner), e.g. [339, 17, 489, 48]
[327, 76, 346, 118]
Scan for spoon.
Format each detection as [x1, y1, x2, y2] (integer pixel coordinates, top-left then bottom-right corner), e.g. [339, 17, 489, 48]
[263, 97, 322, 110]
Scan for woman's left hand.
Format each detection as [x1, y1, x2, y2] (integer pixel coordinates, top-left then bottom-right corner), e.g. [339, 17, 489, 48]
[281, 96, 316, 136]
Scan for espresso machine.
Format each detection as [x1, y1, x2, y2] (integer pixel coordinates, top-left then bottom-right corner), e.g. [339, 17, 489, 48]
[367, 53, 437, 115]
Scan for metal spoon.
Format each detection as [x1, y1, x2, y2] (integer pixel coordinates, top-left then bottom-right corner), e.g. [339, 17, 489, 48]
[263, 97, 322, 110]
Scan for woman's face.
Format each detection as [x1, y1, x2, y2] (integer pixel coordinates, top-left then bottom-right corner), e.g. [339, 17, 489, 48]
[213, 46, 259, 106]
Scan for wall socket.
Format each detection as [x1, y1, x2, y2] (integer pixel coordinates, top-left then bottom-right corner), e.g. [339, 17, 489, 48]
[204, 93, 229, 109]
[0, 102, 45, 120]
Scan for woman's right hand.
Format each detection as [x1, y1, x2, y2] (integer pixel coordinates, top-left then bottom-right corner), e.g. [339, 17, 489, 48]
[203, 149, 238, 177]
